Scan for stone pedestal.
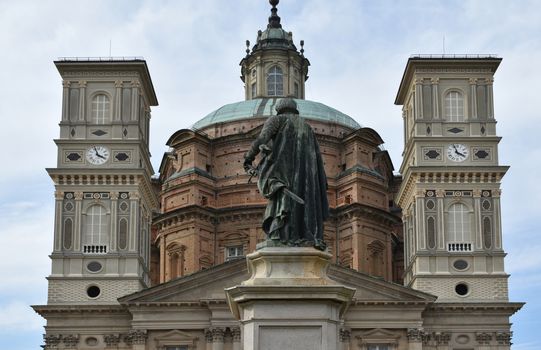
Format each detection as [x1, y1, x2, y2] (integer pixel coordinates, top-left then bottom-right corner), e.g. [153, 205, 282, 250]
[225, 247, 355, 350]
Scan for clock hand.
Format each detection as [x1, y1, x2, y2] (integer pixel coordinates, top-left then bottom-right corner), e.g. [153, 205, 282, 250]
[455, 150, 465, 157]
[96, 153, 106, 159]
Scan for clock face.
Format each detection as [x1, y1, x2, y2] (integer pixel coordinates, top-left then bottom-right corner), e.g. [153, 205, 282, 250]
[447, 143, 469, 162]
[86, 145, 110, 165]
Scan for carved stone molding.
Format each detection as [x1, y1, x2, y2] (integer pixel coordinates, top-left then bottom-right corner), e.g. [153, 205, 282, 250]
[211, 327, 225, 342]
[129, 191, 141, 200]
[231, 326, 241, 342]
[496, 331, 512, 345]
[433, 332, 451, 345]
[62, 80, 71, 88]
[104, 334, 122, 347]
[407, 328, 425, 342]
[469, 77, 478, 85]
[124, 330, 147, 345]
[54, 191, 64, 200]
[110, 191, 119, 200]
[431, 77, 440, 84]
[43, 334, 62, 349]
[205, 329, 213, 343]
[78, 80, 87, 88]
[74, 191, 84, 200]
[339, 328, 351, 342]
[476, 332, 492, 345]
[61, 334, 79, 347]
[114, 80, 123, 88]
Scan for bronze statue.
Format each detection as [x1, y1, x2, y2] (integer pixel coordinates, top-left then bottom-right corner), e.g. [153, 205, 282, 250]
[244, 98, 329, 250]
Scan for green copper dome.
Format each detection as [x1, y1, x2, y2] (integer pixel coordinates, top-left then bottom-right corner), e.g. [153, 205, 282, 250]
[192, 98, 361, 130]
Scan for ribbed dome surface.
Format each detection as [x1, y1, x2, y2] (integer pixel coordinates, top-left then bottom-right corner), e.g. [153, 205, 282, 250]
[192, 98, 361, 130]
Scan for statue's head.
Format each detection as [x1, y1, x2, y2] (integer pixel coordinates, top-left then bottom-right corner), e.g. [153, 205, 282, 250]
[275, 98, 299, 115]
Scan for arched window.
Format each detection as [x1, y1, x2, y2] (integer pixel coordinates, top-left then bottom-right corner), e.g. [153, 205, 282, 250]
[267, 66, 283, 96]
[83, 205, 109, 253]
[91, 94, 110, 124]
[445, 203, 472, 251]
[444, 91, 465, 121]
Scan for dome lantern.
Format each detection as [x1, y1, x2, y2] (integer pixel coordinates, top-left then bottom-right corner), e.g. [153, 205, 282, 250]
[240, 0, 310, 101]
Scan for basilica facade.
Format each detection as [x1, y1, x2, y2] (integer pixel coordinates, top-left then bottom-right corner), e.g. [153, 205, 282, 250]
[33, 2, 522, 349]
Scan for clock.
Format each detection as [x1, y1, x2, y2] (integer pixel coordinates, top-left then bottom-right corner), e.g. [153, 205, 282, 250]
[447, 143, 469, 162]
[86, 145, 110, 165]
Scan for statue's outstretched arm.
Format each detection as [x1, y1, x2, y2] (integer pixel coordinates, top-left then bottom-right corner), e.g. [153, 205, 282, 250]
[244, 115, 283, 170]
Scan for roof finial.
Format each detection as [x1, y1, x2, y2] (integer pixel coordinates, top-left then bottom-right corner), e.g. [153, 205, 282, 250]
[268, 0, 282, 29]
[300, 40, 304, 56]
[245, 40, 250, 56]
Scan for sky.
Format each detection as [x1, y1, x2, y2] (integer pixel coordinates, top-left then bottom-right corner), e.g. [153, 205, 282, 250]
[0, 0, 539, 348]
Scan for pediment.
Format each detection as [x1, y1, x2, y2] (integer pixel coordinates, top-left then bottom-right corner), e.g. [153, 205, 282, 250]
[154, 329, 198, 347]
[155, 329, 197, 341]
[328, 265, 436, 303]
[119, 258, 435, 305]
[119, 259, 249, 304]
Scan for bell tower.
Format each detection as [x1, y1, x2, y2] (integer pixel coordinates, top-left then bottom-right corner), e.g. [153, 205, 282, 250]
[46, 58, 159, 304]
[240, 0, 310, 100]
[395, 56, 510, 302]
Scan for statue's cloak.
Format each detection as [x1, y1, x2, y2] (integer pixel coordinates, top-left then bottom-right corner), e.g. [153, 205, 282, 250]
[255, 114, 329, 247]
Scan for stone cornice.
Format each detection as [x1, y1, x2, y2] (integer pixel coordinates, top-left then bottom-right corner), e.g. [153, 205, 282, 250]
[154, 205, 265, 232]
[47, 169, 159, 210]
[333, 203, 401, 226]
[425, 302, 524, 315]
[396, 166, 509, 208]
[32, 304, 128, 316]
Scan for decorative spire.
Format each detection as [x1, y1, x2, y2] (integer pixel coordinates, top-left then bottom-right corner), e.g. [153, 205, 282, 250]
[268, 0, 282, 28]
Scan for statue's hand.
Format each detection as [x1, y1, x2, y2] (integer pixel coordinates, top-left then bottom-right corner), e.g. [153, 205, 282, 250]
[243, 158, 253, 173]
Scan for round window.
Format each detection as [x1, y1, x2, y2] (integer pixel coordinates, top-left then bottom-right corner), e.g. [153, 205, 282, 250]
[426, 199, 435, 210]
[85, 337, 98, 346]
[87, 261, 103, 273]
[455, 283, 469, 296]
[86, 285, 101, 298]
[453, 259, 469, 270]
[482, 199, 491, 210]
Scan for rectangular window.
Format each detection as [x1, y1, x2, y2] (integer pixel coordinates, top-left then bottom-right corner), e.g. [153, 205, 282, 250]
[294, 82, 299, 98]
[226, 246, 244, 260]
[251, 82, 257, 98]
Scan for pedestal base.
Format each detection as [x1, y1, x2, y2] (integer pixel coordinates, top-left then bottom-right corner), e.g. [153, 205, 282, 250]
[225, 247, 355, 350]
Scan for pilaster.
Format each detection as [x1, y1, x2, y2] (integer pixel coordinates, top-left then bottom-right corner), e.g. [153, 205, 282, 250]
[61, 81, 70, 122]
[231, 326, 241, 350]
[78, 80, 87, 122]
[114, 80, 122, 122]
[487, 77, 494, 119]
[53, 191, 64, 252]
[339, 328, 351, 350]
[469, 78, 478, 119]
[431, 78, 440, 120]
[73, 191, 83, 252]
[110, 191, 119, 252]
[406, 328, 424, 350]
[125, 329, 147, 350]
